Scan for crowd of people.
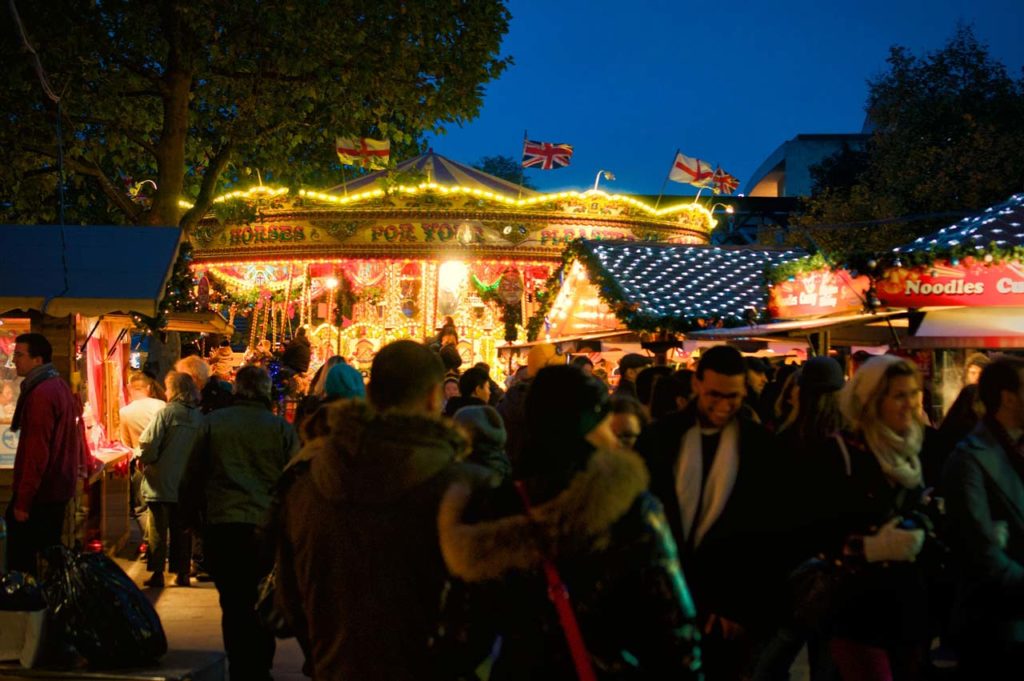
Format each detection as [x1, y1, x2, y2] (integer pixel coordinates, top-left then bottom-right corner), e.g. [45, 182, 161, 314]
[5, 327, 1024, 681]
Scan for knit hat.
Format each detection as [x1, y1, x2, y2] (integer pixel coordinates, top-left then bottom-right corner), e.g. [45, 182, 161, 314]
[799, 356, 844, 393]
[453, 405, 507, 458]
[839, 354, 910, 429]
[527, 343, 562, 377]
[325, 362, 366, 399]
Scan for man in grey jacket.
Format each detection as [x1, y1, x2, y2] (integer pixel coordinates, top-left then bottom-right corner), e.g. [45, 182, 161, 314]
[944, 355, 1024, 679]
[182, 365, 299, 681]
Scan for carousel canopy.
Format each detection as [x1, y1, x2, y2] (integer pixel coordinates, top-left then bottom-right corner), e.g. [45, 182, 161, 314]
[561, 240, 806, 332]
[325, 149, 539, 200]
[0, 224, 181, 317]
[893, 192, 1024, 255]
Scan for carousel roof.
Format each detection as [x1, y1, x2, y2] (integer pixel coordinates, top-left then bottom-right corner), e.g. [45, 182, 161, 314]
[893, 192, 1024, 255]
[570, 240, 806, 330]
[324, 150, 539, 200]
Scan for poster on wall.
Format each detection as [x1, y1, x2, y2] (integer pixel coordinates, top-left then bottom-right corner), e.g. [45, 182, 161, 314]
[878, 258, 1024, 308]
[768, 269, 870, 320]
[0, 319, 31, 467]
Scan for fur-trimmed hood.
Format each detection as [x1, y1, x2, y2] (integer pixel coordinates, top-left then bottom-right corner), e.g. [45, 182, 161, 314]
[438, 447, 649, 582]
[291, 399, 469, 505]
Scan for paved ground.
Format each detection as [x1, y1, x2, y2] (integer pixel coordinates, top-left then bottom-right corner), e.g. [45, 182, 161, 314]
[118, 555, 307, 681]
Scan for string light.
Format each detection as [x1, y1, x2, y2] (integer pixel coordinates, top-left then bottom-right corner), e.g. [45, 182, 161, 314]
[892, 193, 1024, 256]
[578, 242, 805, 326]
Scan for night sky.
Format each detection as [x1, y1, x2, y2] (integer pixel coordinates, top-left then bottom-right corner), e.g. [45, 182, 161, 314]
[425, 0, 1024, 197]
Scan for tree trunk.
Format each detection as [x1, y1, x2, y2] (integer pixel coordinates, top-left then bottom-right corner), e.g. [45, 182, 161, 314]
[147, 69, 191, 227]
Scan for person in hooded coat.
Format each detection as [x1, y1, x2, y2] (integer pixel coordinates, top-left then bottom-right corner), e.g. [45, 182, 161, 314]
[273, 340, 495, 681]
[435, 365, 703, 680]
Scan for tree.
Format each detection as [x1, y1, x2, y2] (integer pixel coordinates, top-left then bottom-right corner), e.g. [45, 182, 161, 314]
[473, 154, 536, 189]
[1, 0, 512, 230]
[793, 25, 1024, 261]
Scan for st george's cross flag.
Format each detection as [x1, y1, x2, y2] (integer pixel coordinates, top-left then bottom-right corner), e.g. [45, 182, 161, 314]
[336, 137, 390, 169]
[668, 152, 715, 188]
[711, 166, 740, 195]
[522, 139, 574, 170]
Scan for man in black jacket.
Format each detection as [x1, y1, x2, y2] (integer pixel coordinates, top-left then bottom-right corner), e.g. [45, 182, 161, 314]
[636, 344, 784, 680]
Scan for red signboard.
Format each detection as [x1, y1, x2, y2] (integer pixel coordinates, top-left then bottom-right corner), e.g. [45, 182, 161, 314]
[768, 269, 870, 320]
[877, 258, 1024, 308]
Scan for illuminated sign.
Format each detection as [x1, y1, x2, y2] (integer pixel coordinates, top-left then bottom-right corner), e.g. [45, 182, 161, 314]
[768, 269, 870, 319]
[878, 259, 1024, 307]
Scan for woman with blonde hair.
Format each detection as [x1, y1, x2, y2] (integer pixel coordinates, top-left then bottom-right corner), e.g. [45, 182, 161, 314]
[809, 354, 943, 681]
[138, 371, 204, 588]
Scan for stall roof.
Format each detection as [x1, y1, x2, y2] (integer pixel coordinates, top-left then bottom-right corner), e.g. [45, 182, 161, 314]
[0, 225, 181, 317]
[893, 192, 1024, 255]
[686, 310, 908, 341]
[575, 240, 806, 331]
[324, 150, 539, 200]
[905, 306, 1024, 349]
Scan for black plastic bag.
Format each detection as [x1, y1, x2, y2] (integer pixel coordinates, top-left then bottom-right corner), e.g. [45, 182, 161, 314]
[43, 545, 167, 667]
[0, 571, 46, 611]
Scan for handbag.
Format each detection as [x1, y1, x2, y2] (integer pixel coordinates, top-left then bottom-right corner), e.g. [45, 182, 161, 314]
[788, 556, 850, 636]
[255, 564, 293, 638]
[514, 480, 597, 681]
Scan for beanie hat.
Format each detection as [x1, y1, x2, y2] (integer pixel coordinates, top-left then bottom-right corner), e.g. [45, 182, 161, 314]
[799, 356, 844, 393]
[453, 405, 507, 457]
[325, 362, 366, 399]
[839, 354, 910, 429]
[527, 343, 562, 377]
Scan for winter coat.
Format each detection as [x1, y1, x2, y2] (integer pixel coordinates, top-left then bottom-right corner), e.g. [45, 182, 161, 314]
[442, 394, 485, 418]
[10, 374, 89, 515]
[283, 335, 312, 374]
[274, 400, 496, 681]
[199, 378, 234, 414]
[138, 401, 204, 502]
[182, 399, 299, 526]
[943, 419, 1024, 643]
[810, 430, 944, 646]
[496, 379, 530, 469]
[435, 446, 703, 680]
[635, 402, 787, 631]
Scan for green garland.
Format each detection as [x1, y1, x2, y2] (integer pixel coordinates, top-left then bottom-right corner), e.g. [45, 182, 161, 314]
[767, 240, 1024, 285]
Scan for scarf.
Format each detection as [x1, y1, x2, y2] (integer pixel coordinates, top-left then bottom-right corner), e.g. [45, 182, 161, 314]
[863, 419, 924, 489]
[674, 419, 740, 548]
[10, 362, 60, 432]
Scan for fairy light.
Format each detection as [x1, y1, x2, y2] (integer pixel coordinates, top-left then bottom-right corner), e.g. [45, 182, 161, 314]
[196, 183, 715, 233]
[581, 242, 806, 325]
[892, 193, 1024, 256]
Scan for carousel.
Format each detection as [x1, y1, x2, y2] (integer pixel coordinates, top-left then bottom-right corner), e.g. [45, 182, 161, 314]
[188, 151, 716, 378]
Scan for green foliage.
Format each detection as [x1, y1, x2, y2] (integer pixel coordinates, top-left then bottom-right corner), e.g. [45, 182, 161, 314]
[472, 155, 536, 189]
[1, 1, 512, 229]
[766, 253, 831, 284]
[793, 25, 1024, 264]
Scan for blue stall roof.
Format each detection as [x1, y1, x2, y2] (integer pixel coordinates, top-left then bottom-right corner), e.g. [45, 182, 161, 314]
[0, 224, 182, 317]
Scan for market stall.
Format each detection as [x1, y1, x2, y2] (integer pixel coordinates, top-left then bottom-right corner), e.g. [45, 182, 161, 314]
[524, 239, 807, 369]
[188, 151, 717, 380]
[0, 223, 182, 552]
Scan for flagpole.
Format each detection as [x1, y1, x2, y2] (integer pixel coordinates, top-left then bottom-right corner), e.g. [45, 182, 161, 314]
[517, 129, 528, 200]
[653, 148, 678, 211]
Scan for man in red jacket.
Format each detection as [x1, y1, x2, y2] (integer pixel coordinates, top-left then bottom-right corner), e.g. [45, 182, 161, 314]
[6, 333, 88, 574]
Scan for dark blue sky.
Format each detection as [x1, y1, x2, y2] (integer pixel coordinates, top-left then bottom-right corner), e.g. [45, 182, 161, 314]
[425, 0, 1024, 196]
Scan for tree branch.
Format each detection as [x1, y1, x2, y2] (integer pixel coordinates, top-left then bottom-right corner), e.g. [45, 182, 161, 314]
[179, 140, 234, 233]
[19, 141, 143, 223]
[65, 115, 158, 156]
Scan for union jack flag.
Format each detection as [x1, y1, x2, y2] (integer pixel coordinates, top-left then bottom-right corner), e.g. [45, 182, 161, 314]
[711, 166, 740, 195]
[522, 139, 574, 170]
